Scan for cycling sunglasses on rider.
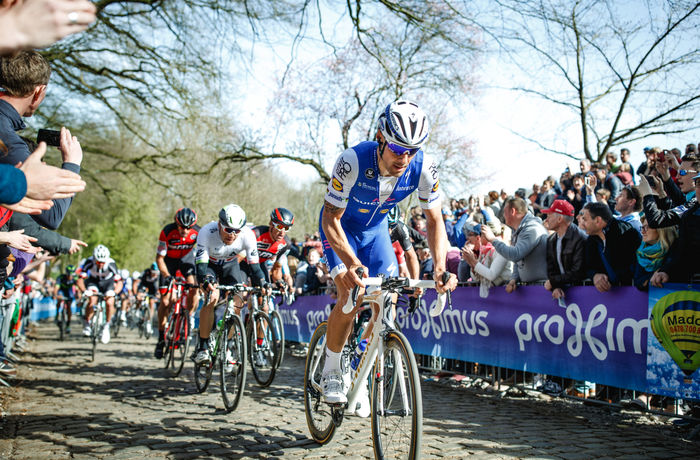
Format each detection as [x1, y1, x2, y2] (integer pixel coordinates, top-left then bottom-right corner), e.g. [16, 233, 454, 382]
[385, 141, 419, 156]
[220, 224, 241, 234]
[272, 222, 291, 232]
[678, 169, 698, 177]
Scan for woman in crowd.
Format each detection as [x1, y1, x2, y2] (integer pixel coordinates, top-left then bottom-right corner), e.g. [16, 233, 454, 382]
[633, 217, 678, 291]
[460, 221, 512, 298]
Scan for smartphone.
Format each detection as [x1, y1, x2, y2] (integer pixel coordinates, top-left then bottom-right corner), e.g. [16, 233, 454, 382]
[644, 175, 657, 188]
[656, 152, 665, 162]
[584, 176, 591, 186]
[37, 129, 61, 147]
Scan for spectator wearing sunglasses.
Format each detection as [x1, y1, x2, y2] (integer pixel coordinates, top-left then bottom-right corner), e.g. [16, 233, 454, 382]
[649, 172, 700, 287]
[153, 207, 200, 359]
[193, 203, 267, 366]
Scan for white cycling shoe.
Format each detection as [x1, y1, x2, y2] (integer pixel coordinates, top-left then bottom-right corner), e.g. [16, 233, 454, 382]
[82, 323, 92, 337]
[321, 371, 347, 405]
[100, 325, 110, 344]
[193, 349, 211, 365]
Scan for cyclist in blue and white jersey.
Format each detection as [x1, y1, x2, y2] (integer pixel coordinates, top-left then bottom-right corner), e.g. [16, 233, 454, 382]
[319, 100, 457, 406]
[192, 204, 267, 365]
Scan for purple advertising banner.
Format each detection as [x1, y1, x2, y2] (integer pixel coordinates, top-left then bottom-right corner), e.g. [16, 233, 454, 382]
[277, 285, 689, 395]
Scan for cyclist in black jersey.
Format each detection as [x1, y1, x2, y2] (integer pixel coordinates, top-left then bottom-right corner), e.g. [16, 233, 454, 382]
[53, 265, 77, 333]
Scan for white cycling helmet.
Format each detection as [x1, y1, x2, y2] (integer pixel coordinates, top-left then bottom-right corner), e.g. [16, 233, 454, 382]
[93, 244, 110, 262]
[218, 204, 246, 230]
[379, 100, 430, 150]
[132, 271, 141, 279]
[120, 269, 130, 279]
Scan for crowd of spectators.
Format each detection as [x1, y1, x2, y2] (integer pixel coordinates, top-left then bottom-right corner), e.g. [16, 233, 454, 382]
[1, 0, 96, 377]
[279, 144, 699, 301]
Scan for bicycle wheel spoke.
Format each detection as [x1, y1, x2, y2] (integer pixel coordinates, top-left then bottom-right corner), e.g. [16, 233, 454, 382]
[303, 322, 337, 445]
[371, 331, 422, 460]
[220, 315, 247, 412]
[248, 312, 277, 387]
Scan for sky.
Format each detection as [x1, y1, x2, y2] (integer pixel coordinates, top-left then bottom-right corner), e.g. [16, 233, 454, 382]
[231, 2, 699, 200]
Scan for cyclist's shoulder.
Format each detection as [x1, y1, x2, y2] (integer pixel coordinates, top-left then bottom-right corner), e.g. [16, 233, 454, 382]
[161, 222, 178, 236]
[253, 225, 269, 239]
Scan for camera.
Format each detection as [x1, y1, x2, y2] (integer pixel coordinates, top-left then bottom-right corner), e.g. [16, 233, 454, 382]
[656, 151, 665, 162]
[37, 128, 61, 147]
[644, 175, 657, 188]
[584, 176, 591, 187]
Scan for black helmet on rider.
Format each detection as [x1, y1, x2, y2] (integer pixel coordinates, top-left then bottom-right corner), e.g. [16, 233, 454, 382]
[270, 207, 294, 228]
[387, 206, 401, 229]
[175, 207, 197, 229]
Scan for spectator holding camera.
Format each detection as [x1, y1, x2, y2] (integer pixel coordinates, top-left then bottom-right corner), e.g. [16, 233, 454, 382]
[0, 51, 84, 229]
[542, 200, 587, 300]
[580, 202, 641, 292]
[564, 173, 589, 217]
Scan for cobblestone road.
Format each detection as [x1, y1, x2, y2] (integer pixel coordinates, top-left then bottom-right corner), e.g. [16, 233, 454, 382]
[1, 321, 699, 459]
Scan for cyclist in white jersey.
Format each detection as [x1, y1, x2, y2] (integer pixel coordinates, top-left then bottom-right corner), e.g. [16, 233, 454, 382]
[192, 204, 268, 365]
[77, 244, 122, 344]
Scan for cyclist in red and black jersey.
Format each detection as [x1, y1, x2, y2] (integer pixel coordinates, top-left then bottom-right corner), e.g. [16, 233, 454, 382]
[243, 207, 296, 291]
[154, 207, 200, 359]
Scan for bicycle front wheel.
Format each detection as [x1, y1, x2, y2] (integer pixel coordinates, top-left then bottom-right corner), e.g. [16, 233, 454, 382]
[58, 303, 65, 341]
[270, 310, 285, 368]
[171, 314, 190, 377]
[163, 315, 175, 370]
[303, 322, 336, 444]
[371, 330, 422, 460]
[220, 314, 247, 412]
[247, 311, 277, 387]
[90, 311, 102, 362]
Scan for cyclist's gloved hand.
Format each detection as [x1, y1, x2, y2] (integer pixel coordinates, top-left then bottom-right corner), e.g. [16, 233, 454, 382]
[202, 276, 216, 292]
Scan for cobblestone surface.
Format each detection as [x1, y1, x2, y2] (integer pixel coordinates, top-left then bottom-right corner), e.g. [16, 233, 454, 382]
[0, 321, 699, 459]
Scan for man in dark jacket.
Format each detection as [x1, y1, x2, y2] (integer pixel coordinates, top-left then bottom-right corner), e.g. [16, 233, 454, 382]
[650, 173, 700, 286]
[579, 202, 641, 292]
[541, 200, 587, 300]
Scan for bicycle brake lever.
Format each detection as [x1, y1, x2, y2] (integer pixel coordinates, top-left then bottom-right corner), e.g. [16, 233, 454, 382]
[342, 267, 365, 314]
[441, 271, 452, 309]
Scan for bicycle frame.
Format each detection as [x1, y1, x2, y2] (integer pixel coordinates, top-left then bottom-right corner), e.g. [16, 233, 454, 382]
[310, 276, 446, 413]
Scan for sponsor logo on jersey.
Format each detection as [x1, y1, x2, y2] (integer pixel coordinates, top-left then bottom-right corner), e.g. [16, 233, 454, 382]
[364, 168, 376, 179]
[331, 177, 343, 192]
[429, 161, 438, 181]
[352, 196, 380, 206]
[431, 180, 439, 192]
[395, 185, 413, 191]
[356, 182, 375, 191]
[380, 209, 389, 214]
[335, 158, 352, 180]
[327, 191, 343, 202]
[358, 208, 370, 213]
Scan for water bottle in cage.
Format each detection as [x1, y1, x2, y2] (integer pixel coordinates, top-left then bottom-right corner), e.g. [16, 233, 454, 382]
[350, 338, 369, 371]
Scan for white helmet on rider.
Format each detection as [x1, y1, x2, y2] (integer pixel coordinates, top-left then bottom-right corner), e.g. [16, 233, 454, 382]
[132, 271, 141, 279]
[378, 100, 430, 151]
[218, 204, 247, 230]
[93, 244, 110, 263]
[120, 269, 130, 279]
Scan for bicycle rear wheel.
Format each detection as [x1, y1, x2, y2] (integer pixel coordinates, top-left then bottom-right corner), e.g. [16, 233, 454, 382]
[303, 322, 337, 444]
[170, 314, 189, 377]
[193, 336, 214, 394]
[371, 330, 422, 460]
[220, 314, 247, 412]
[247, 311, 277, 387]
[270, 310, 285, 368]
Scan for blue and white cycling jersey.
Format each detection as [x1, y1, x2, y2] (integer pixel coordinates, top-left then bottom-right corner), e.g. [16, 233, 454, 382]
[320, 141, 441, 277]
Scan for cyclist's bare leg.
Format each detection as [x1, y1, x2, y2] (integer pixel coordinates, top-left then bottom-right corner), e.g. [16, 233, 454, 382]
[228, 294, 243, 340]
[325, 285, 358, 353]
[185, 274, 199, 317]
[148, 297, 156, 324]
[105, 295, 115, 322]
[85, 295, 98, 321]
[65, 299, 72, 322]
[198, 288, 220, 340]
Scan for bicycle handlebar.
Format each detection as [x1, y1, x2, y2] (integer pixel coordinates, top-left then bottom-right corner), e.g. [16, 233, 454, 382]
[341, 270, 452, 316]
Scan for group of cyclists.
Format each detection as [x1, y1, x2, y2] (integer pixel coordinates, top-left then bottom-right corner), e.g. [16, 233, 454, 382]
[46, 100, 455, 456]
